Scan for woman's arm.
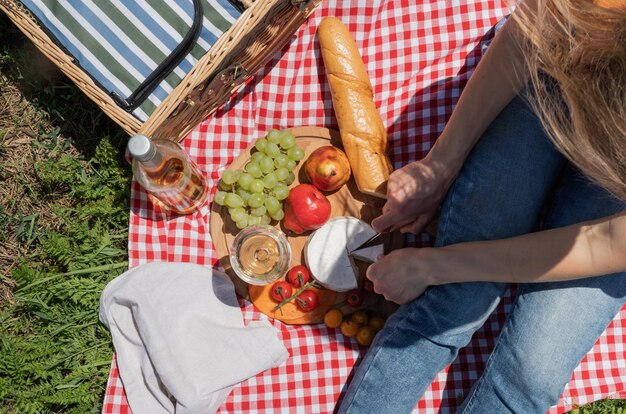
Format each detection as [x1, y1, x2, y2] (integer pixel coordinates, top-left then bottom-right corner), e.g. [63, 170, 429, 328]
[427, 4, 531, 182]
[372, 2, 534, 233]
[367, 212, 626, 304]
[436, 212, 626, 284]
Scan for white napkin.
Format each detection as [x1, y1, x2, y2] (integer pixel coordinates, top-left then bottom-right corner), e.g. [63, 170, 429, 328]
[99, 262, 289, 414]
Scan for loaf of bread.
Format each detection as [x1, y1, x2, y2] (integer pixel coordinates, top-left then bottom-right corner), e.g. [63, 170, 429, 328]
[318, 17, 393, 199]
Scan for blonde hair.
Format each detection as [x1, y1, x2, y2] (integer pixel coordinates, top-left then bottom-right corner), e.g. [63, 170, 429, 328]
[513, 0, 626, 200]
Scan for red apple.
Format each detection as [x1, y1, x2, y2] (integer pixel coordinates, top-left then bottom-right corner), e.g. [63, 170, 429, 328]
[283, 184, 332, 234]
[304, 145, 351, 191]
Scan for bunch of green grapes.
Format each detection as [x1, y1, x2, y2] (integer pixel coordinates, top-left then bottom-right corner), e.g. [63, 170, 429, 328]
[214, 129, 305, 229]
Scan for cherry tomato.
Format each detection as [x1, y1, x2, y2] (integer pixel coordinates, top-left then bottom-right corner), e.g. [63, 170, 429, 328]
[368, 315, 386, 333]
[286, 265, 311, 288]
[270, 281, 293, 303]
[346, 289, 364, 308]
[296, 289, 319, 312]
[351, 311, 369, 325]
[340, 320, 359, 337]
[323, 308, 344, 329]
[356, 326, 375, 346]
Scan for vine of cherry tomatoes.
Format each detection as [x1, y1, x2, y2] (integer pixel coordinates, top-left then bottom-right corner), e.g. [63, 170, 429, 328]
[270, 265, 387, 346]
[270, 265, 319, 312]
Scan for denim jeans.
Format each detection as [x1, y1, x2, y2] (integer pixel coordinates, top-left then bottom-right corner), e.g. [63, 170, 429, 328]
[337, 95, 626, 414]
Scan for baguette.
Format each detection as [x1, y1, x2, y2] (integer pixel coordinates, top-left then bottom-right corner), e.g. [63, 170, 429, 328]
[318, 17, 393, 199]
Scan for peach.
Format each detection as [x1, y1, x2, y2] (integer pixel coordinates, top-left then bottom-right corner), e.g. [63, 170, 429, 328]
[304, 145, 351, 192]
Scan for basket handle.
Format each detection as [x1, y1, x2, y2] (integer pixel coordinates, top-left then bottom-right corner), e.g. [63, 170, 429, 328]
[190, 0, 316, 106]
[142, 0, 322, 141]
[196, 2, 308, 103]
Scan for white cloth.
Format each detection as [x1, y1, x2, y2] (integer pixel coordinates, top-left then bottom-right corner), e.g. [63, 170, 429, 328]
[99, 262, 289, 414]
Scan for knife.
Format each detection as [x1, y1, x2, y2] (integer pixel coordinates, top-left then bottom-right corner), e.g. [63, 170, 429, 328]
[349, 225, 400, 258]
[350, 232, 386, 254]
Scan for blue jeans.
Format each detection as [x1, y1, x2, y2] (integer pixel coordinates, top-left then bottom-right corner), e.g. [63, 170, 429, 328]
[337, 95, 626, 413]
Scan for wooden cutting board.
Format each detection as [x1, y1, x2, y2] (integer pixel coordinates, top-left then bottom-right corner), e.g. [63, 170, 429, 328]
[209, 126, 397, 324]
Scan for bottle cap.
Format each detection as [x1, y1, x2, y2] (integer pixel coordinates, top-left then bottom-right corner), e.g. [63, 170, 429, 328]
[127, 134, 157, 162]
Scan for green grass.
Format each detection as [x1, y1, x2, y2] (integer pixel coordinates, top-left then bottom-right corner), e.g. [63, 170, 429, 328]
[571, 401, 626, 414]
[0, 137, 130, 412]
[0, 14, 130, 413]
[0, 10, 624, 414]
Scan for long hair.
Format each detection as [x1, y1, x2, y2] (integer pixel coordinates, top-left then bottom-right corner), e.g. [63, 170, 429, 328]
[512, 0, 626, 200]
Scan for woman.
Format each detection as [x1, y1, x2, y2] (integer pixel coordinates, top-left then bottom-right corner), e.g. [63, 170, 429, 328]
[338, 0, 626, 412]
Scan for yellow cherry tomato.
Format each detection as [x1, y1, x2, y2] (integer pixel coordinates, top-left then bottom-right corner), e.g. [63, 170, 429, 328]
[356, 326, 376, 346]
[340, 320, 360, 337]
[324, 308, 344, 329]
[368, 316, 386, 333]
[351, 311, 369, 326]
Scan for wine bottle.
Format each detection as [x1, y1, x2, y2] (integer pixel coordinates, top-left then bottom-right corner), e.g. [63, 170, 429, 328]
[127, 134, 208, 214]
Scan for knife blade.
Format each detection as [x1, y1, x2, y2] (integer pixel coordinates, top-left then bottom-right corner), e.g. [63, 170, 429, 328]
[349, 223, 402, 259]
[350, 232, 386, 254]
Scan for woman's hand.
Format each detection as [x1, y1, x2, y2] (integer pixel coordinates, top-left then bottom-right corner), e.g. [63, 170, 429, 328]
[366, 247, 440, 304]
[372, 155, 455, 235]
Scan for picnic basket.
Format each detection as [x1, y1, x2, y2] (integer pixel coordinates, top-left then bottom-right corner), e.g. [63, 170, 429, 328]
[0, 0, 322, 142]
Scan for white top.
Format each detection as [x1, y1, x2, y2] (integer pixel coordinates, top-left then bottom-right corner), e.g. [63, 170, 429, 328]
[127, 134, 157, 162]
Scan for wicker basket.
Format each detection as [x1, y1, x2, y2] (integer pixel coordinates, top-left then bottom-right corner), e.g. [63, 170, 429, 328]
[0, 0, 321, 141]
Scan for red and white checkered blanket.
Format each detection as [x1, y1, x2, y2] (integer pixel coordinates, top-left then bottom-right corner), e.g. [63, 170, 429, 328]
[102, 1, 626, 412]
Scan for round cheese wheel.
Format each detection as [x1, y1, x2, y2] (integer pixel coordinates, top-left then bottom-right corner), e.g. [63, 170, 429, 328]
[304, 216, 382, 291]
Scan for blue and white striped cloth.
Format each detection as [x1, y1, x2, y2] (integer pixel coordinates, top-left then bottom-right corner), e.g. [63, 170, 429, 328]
[21, 0, 242, 121]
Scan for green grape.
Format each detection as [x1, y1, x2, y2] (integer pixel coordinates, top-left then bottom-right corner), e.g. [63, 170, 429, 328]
[273, 184, 290, 200]
[263, 172, 278, 189]
[224, 193, 244, 208]
[266, 129, 281, 144]
[214, 190, 227, 206]
[286, 159, 297, 171]
[270, 209, 285, 221]
[245, 162, 263, 178]
[260, 155, 275, 174]
[250, 205, 267, 217]
[247, 215, 262, 226]
[249, 179, 265, 193]
[250, 151, 265, 164]
[229, 207, 247, 223]
[273, 153, 289, 169]
[260, 214, 272, 225]
[265, 142, 281, 158]
[235, 187, 251, 205]
[265, 197, 281, 215]
[221, 170, 237, 185]
[279, 132, 296, 149]
[235, 216, 249, 229]
[218, 179, 232, 191]
[237, 172, 253, 190]
[275, 167, 290, 182]
[248, 193, 265, 208]
[255, 137, 268, 152]
[284, 172, 296, 185]
[288, 146, 305, 161]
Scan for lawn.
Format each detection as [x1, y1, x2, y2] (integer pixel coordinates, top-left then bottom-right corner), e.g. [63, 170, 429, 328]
[0, 11, 624, 414]
[0, 13, 129, 413]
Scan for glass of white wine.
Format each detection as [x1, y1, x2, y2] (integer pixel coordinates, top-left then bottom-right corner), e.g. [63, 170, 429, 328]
[230, 225, 291, 285]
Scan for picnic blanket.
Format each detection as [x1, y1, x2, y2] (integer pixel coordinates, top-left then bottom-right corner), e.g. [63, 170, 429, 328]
[102, 1, 626, 413]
